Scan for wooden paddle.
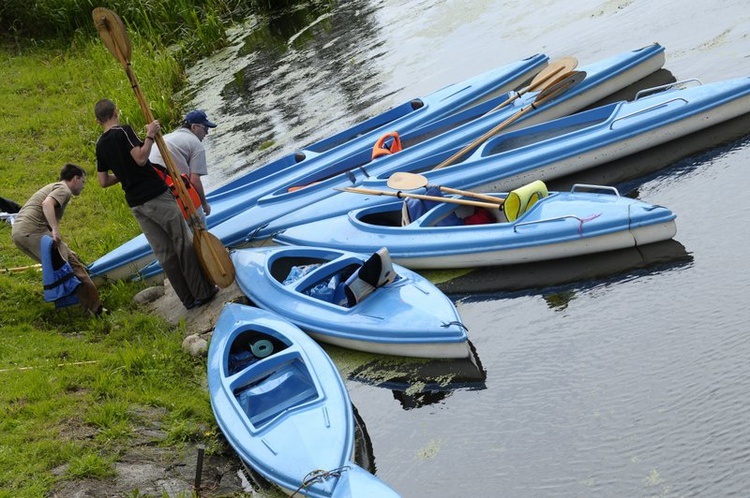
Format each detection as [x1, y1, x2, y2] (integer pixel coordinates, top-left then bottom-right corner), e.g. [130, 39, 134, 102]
[485, 56, 577, 116]
[432, 69, 587, 170]
[92, 7, 235, 288]
[0, 263, 42, 274]
[338, 186, 501, 209]
[387, 172, 505, 206]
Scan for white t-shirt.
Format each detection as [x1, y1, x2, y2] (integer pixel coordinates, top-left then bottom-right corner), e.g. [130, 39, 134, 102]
[149, 127, 208, 176]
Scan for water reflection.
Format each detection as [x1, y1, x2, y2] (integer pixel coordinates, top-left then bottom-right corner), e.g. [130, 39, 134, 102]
[348, 343, 487, 410]
[352, 404, 376, 473]
[237, 0, 336, 53]
[432, 238, 692, 297]
[203, 0, 390, 183]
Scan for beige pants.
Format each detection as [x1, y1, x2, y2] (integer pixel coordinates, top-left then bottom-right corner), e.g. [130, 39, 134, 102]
[131, 191, 213, 307]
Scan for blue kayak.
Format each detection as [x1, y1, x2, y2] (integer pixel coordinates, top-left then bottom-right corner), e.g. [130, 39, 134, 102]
[239, 75, 750, 244]
[87, 53, 549, 283]
[231, 246, 470, 359]
[208, 303, 400, 497]
[273, 183, 677, 269]
[134, 43, 666, 282]
[203, 44, 664, 246]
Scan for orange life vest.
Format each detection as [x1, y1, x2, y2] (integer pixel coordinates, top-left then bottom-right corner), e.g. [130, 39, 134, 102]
[153, 166, 202, 220]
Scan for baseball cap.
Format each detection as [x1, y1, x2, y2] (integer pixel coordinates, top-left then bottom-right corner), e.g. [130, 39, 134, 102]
[184, 109, 217, 128]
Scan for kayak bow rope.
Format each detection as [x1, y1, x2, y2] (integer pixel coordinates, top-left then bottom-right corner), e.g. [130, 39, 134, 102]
[291, 467, 350, 497]
[432, 68, 586, 170]
[92, 7, 235, 288]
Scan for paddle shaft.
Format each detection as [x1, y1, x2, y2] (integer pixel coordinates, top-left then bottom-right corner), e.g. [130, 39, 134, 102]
[127, 71, 234, 283]
[93, 8, 234, 286]
[342, 186, 501, 209]
[0, 263, 42, 274]
[432, 70, 584, 170]
[438, 186, 504, 205]
[486, 57, 576, 116]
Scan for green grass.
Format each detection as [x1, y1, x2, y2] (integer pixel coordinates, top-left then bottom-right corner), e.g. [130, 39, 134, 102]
[0, 22, 222, 498]
[0, 273, 217, 493]
[0, 0, 239, 64]
[0, 2, 343, 494]
[0, 38, 186, 267]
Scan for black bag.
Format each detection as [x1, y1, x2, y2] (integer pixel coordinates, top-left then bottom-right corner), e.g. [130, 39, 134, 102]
[0, 196, 21, 213]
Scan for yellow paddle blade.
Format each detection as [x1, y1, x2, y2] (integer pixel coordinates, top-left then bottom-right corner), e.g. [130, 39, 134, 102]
[535, 70, 586, 102]
[387, 172, 428, 190]
[194, 230, 235, 288]
[528, 56, 578, 90]
[92, 7, 132, 65]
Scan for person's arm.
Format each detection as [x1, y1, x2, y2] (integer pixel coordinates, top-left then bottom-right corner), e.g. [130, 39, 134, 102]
[130, 120, 161, 166]
[97, 171, 120, 188]
[189, 173, 210, 215]
[42, 196, 61, 243]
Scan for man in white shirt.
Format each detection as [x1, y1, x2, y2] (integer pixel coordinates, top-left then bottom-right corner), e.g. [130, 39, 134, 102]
[149, 109, 217, 223]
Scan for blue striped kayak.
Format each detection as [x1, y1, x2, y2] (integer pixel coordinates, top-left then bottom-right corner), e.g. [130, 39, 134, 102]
[231, 246, 470, 359]
[203, 43, 665, 248]
[274, 184, 677, 269]
[242, 74, 750, 245]
[87, 53, 549, 283]
[135, 43, 667, 284]
[208, 303, 400, 497]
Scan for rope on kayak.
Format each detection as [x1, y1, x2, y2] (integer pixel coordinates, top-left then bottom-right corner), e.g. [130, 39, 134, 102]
[443, 320, 468, 331]
[291, 466, 350, 496]
[243, 223, 269, 244]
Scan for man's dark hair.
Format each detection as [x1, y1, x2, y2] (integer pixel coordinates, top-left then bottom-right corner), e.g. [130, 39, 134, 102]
[94, 98, 117, 123]
[60, 163, 85, 181]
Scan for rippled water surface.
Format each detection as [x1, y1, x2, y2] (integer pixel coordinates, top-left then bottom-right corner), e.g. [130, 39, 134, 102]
[184, 0, 750, 495]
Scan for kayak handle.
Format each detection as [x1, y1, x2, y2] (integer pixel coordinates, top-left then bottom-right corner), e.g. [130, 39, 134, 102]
[513, 214, 586, 232]
[570, 184, 621, 197]
[609, 97, 688, 130]
[634, 78, 702, 100]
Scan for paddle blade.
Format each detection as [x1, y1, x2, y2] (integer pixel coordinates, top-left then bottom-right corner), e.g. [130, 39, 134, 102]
[387, 172, 428, 190]
[194, 230, 236, 288]
[92, 7, 131, 65]
[536, 70, 586, 102]
[528, 56, 578, 89]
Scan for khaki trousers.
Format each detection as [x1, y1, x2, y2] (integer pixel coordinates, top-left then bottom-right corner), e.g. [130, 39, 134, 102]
[131, 191, 213, 307]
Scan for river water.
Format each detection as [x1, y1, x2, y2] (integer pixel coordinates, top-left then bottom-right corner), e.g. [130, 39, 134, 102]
[183, 0, 750, 496]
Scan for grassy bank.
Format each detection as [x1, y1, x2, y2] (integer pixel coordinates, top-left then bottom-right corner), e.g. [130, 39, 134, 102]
[0, 12, 229, 498]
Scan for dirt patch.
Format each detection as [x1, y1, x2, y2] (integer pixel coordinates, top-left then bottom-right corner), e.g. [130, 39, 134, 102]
[48, 281, 256, 497]
[49, 403, 252, 497]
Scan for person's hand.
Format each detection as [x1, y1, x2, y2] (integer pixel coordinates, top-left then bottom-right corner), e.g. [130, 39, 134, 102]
[146, 120, 160, 139]
[51, 227, 62, 244]
[203, 202, 211, 216]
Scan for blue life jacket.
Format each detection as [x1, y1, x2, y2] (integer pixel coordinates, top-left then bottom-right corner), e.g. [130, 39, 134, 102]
[404, 186, 463, 226]
[40, 235, 81, 308]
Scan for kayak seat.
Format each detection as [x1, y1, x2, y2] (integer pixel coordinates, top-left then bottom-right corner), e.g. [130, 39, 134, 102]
[345, 248, 396, 306]
[463, 207, 496, 225]
[227, 330, 291, 376]
[234, 355, 318, 427]
[504, 180, 548, 222]
[401, 186, 463, 226]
